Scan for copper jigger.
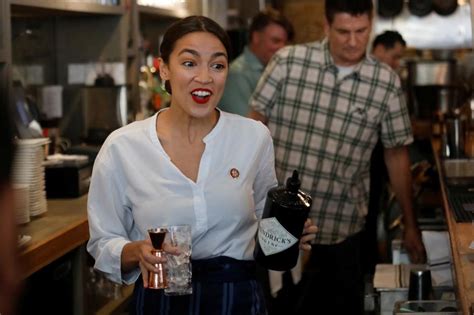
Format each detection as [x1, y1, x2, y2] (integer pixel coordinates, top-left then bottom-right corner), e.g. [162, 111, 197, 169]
[148, 228, 168, 289]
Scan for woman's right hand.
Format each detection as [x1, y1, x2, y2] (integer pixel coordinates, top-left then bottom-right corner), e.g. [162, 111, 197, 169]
[121, 240, 179, 288]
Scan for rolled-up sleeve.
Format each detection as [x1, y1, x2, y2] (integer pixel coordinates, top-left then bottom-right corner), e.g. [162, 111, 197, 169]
[87, 148, 140, 285]
[380, 78, 413, 148]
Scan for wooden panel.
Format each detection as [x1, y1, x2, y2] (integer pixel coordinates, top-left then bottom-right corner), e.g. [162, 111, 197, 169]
[432, 139, 474, 315]
[282, 0, 325, 44]
[19, 196, 89, 278]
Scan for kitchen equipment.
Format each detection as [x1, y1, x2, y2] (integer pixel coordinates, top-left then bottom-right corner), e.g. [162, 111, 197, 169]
[394, 300, 460, 314]
[408, 60, 456, 87]
[44, 156, 91, 198]
[378, 0, 404, 18]
[408, 268, 434, 301]
[443, 159, 474, 181]
[445, 185, 474, 222]
[409, 0, 433, 17]
[445, 115, 465, 158]
[374, 264, 455, 315]
[432, 0, 458, 16]
[406, 60, 469, 119]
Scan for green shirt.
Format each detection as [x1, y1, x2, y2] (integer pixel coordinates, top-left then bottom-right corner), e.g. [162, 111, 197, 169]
[250, 39, 413, 244]
[220, 46, 264, 116]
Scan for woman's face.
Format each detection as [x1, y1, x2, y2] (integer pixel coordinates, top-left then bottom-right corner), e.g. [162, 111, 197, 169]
[160, 31, 228, 119]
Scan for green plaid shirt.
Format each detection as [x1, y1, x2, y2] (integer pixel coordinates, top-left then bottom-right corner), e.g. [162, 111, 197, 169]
[250, 39, 413, 244]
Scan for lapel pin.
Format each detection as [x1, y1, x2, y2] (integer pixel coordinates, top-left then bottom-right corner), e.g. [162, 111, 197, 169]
[230, 168, 240, 179]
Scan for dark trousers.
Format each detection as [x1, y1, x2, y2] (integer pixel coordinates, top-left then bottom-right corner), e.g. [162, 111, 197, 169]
[130, 257, 267, 315]
[295, 232, 364, 315]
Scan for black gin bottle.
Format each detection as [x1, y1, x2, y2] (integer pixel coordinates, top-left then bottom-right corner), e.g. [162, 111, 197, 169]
[254, 170, 312, 270]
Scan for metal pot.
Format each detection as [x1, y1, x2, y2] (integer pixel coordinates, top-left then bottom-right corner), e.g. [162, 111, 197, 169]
[433, 0, 458, 16]
[409, 0, 433, 17]
[377, 0, 404, 18]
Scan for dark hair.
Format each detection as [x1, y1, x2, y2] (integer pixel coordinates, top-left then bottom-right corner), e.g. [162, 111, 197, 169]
[325, 0, 374, 24]
[0, 103, 15, 184]
[159, 16, 232, 94]
[372, 30, 406, 50]
[249, 8, 295, 42]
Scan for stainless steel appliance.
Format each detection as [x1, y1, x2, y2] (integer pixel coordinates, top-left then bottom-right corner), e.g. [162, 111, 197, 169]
[406, 60, 468, 120]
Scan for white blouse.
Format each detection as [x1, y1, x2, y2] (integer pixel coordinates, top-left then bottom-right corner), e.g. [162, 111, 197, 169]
[86, 110, 278, 284]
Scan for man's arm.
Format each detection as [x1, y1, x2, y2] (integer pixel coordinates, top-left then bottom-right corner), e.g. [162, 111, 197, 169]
[384, 146, 426, 264]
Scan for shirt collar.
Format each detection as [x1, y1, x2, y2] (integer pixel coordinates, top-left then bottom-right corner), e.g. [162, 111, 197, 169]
[321, 38, 377, 82]
[242, 46, 264, 71]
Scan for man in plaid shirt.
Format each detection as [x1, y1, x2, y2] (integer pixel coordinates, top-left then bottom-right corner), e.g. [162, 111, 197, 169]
[249, 0, 425, 313]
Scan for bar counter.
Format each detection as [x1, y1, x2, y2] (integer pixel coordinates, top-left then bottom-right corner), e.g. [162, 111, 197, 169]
[19, 195, 89, 278]
[432, 139, 474, 315]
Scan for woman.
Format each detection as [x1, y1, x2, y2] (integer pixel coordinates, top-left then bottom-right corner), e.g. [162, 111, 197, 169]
[87, 15, 316, 315]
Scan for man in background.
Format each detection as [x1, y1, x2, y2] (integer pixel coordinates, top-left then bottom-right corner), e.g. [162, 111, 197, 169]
[0, 104, 21, 315]
[372, 30, 406, 71]
[249, 1, 425, 313]
[363, 30, 408, 275]
[220, 8, 294, 116]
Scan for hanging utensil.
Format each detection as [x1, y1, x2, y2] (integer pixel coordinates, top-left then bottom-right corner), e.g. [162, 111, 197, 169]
[432, 0, 458, 16]
[377, 0, 404, 18]
[408, 0, 433, 17]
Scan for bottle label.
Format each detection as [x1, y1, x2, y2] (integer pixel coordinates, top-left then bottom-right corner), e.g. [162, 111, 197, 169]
[258, 217, 298, 256]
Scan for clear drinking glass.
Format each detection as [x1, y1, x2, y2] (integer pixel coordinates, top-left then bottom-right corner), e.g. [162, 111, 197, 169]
[164, 224, 192, 296]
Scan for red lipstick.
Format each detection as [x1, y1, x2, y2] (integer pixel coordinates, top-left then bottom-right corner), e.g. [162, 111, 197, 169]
[191, 88, 212, 104]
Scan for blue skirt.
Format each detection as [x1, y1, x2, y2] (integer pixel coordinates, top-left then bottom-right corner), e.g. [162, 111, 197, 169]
[130, 256, 267, 315]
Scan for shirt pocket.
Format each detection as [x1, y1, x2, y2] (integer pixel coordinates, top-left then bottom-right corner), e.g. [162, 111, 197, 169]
[348, 105, 382, 130]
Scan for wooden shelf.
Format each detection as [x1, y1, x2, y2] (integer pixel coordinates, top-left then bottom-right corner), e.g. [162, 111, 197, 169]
[138, 4, 187, 19]
[11, 0, 125, 16]
[19, 195, 89, 278]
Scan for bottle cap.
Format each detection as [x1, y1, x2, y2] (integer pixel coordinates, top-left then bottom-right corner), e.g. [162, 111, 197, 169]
[286, 170, 301, 193]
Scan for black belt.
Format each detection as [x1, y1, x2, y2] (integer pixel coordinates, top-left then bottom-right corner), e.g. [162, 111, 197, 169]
[191, 256, 256, 283]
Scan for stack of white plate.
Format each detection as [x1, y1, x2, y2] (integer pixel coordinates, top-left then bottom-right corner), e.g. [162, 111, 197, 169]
[11, 138, 50, 218]
[13, 184, 30, 224]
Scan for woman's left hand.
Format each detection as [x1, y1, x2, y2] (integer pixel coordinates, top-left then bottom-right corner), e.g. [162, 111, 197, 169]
[299, 218, 318, 251]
